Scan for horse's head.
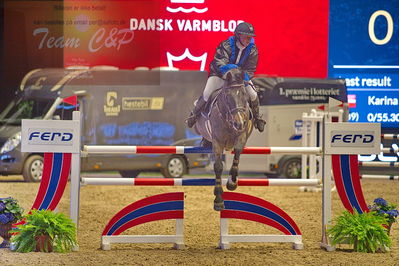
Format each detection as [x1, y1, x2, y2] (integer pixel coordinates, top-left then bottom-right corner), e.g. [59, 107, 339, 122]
[224, 68, 245, 86]
[221, 68, 250, 133]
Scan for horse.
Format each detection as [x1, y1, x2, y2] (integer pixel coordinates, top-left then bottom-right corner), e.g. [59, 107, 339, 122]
[194, 68, 253, 211]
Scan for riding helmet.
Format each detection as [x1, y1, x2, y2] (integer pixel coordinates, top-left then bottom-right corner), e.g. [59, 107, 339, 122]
[234, 22, 256, 37]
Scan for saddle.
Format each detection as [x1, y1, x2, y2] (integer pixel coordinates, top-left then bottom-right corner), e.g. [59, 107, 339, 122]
[201, 88, 222, 117]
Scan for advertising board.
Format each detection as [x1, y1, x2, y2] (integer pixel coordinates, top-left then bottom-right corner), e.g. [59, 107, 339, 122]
[324, 123, 381, 155]
[0, 0, 327, 77]
[21, 119, 80, 153]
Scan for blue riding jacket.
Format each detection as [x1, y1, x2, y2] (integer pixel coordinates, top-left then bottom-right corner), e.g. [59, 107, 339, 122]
[209, 36, 258, 81]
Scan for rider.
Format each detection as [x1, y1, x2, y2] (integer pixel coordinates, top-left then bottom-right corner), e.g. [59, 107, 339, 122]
[186, 22, 266, 132]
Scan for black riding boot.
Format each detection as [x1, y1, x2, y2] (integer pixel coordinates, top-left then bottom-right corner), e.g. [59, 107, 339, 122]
[250, 98, 266, 132]
[186, 96, 207, 128]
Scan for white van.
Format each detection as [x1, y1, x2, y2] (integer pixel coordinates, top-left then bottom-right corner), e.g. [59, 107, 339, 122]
[0, 68, 210, 181]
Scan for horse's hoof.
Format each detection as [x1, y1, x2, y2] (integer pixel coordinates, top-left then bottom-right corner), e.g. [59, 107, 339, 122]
[214, 201, 225, 211]
[227, 176, 237, 191]
[226, 181, 237, 191]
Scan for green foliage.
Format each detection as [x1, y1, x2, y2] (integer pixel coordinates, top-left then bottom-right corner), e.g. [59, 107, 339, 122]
[0, 197, 24, 224]
[11, 209, 77, 253]
[328, 210, 392, 253]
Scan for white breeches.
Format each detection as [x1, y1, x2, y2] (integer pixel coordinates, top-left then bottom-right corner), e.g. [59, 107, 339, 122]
[202, 76, 257, 102]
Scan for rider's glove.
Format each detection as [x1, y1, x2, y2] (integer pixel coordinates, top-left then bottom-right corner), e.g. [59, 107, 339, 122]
[220, 64, 238, 75]
[243, 72, 251, 86]
[244, 72, 250, 81]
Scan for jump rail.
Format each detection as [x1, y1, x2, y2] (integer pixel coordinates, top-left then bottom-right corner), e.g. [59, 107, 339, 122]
[381, 134, 399, 140]
[381, 147, 399, 153]
[81, 177, 320, 187]
[359, 161, 399, 168]
[360, 174, 399, 180]
[83, 145, 322, 155]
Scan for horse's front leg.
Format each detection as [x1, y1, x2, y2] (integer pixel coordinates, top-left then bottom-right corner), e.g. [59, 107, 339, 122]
[227, 148, 242, 191]
[213, 143, 224, 211]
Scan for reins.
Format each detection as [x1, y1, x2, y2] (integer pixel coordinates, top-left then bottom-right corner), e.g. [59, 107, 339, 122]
[217, 83, 249, 134]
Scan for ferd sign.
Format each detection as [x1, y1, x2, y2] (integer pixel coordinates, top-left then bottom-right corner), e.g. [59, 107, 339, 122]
[324, 122, 380, 155]
[22, 119, 80, 153]
[330, 132, 374, 147]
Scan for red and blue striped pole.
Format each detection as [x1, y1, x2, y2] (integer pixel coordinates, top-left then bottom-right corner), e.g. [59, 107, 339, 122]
[84, 145, 322, 155]
[81, 177, 320, 187]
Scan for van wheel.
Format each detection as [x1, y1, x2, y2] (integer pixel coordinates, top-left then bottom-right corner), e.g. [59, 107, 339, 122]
[23, 155, 44, 182]
[282, 157, 301, 179]
[119, 170, 141, 178]
[161, 155, 186, 178]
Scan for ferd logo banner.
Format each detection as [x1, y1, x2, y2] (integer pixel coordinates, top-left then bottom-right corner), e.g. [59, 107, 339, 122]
[331, 131, 374, 147]
[324, 122, 380, 155]
[21, 119, 80, 153]
[28, 129, 73, 145]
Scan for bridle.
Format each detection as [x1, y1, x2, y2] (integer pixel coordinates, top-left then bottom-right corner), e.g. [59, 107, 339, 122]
[217, 83, 249, 134]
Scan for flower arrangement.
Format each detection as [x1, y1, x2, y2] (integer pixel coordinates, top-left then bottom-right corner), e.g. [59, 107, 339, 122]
[11, 209, 77, 253]
[0, 197, 24, 225]
[369, 197, 398, 234]
[328, 210, 391, 253]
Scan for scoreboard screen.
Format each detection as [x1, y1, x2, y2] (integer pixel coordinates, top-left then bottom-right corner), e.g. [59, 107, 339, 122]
[328, 0, 399, 129]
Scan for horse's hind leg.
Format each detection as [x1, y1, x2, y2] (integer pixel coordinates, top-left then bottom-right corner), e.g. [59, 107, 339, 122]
[213, 144, 224, 211]
[227, 148, 242, 191]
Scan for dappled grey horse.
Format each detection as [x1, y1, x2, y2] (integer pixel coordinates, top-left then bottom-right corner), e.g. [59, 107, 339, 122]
[194, 68, 253, 211]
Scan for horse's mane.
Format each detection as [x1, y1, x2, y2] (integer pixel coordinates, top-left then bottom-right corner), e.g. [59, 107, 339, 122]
[224, 68, 244, 87]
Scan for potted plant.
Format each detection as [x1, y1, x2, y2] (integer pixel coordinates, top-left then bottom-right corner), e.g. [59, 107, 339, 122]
[328, 209, 392, 253]
[0, 197, 24, 248]
[11, 209, 77, 252]
[369, 197, 398, 235]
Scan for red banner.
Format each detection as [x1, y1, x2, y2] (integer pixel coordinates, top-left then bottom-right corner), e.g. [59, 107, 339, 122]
[12, 0, 328, 78]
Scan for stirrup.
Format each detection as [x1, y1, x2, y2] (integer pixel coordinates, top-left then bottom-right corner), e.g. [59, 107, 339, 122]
[200, 138, 212, 148]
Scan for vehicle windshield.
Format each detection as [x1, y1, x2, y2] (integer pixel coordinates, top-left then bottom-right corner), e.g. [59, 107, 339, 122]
[0, 98, 54, 125]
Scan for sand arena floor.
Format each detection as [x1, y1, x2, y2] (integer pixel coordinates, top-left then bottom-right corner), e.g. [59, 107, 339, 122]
[0, 175, 398, 265]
